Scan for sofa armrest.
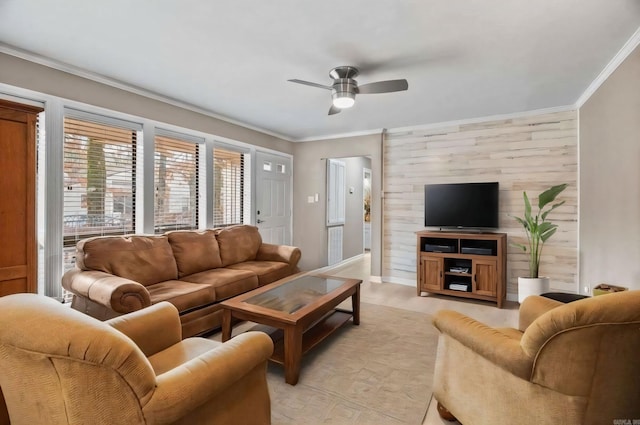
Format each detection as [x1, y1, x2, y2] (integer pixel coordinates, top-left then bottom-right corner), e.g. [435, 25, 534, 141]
[433, 310, 534, 380]
[106, 302, 182, 356]
[62, 268, 151, 314]
[256, 243, 301, 268]
[518, 295, 563, 331]
[143, 331, 274, 423]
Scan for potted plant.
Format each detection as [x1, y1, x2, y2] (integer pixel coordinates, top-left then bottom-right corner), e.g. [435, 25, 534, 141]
[512, 183, 568, 303]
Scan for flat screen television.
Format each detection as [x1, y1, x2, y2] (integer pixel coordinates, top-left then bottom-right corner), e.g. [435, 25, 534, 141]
[424, 182, 499, 229]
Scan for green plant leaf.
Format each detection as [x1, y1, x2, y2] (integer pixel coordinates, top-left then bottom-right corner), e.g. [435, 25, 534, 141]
[538, 183, 568, 209]
[540, 226, 558, 242]
[541, 200, 565, 221]
[511, 215, 529, 229]
[523, 191, 532, 222]
[510, 242, 527, 252]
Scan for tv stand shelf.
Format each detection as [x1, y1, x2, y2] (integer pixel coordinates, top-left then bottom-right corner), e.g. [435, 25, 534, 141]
[416, 231, 507, 308]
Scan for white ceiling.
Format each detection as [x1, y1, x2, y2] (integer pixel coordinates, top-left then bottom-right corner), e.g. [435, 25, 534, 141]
[1, 1, 639, 141]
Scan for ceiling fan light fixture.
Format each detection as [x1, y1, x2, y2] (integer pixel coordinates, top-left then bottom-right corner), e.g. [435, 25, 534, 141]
[332, 91, 355, 109]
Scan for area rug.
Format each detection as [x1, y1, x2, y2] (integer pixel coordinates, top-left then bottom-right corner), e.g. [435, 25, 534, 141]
[264, 303, 439, 425]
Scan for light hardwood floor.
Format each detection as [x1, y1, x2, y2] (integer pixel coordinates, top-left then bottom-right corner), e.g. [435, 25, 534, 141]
[324, 253, 520, 425]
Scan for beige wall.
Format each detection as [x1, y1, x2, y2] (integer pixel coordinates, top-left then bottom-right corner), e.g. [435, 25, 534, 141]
[383, 111, 579, 297]
[292, 134, 382, 274]
[579, 44, 640, 292]
[0, 53, 294, 154]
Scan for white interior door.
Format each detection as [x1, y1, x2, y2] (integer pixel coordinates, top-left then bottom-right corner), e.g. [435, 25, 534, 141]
[255, 151, 292, 245]
[326, 159, 346, 264]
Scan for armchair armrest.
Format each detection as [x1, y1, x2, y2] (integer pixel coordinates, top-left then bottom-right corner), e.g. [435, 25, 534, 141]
[143, 331, 274, 424]
[256, 243, 301, 268]
[106, 302, 182, 357]
[62, 268, 151, 314]
[433, 310, 533, 380]
[518, 295, 563, 331]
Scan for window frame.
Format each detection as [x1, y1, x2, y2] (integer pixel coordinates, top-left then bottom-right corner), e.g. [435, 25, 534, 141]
[62, 110, 141, 254]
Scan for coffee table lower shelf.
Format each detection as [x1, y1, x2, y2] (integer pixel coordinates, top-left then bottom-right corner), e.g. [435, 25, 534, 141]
[268, 309, 353, 364]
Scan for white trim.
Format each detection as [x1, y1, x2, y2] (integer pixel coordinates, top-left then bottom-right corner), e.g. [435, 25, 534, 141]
[575, 27, 640, 108]
[64, 107, 143, 131]
[0, 43, 294, 142]
[43, 98, 65, 298]
[369, 275, 383, 284]
[0, 92, 45, 108]
[386, 105, 576, 135]
[155, 128, 205, 144]
[381, 275, 415, 287]
[314, 253, 365, 274]
[294, 128, 384, 143]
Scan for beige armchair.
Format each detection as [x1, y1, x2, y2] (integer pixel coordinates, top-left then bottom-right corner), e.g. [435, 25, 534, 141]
[432, 291, 640, 425]
[0, 294, 273, 425]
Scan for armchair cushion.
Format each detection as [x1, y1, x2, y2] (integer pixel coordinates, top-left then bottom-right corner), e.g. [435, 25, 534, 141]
[106, 301, 182, 357]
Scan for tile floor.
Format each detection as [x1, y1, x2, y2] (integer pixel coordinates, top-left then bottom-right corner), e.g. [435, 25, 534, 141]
[324, 253, 520, 425]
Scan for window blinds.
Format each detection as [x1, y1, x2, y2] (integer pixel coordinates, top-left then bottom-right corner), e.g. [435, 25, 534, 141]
[213, 147, 245, 227]
[154, 133, 200, 233]
[62, 116, 137, 249]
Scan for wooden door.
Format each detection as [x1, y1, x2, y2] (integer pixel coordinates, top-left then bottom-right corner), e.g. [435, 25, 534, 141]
[0, 99, 43, 296]
[420, 254, 443, 292]
[473, 258, 497, 296]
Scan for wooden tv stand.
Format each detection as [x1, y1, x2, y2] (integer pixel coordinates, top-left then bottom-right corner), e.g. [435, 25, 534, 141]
[416, 231, 507, 308]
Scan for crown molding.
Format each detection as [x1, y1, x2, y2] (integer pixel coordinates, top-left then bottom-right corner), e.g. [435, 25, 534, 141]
[0, 43, 294, 142]
[575, 27, 640, 108]
[293, 127, 384, 143]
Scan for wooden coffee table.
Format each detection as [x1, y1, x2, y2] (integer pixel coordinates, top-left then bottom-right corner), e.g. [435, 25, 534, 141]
[220, 273, 361, 385]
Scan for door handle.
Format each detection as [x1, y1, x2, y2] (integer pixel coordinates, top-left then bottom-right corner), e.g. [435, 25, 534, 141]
[257, 219, 265, 224]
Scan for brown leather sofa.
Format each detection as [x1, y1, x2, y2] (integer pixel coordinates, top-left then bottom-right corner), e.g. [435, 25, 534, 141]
[432, 291, 640, 425]
[0, 293, 273, 425]
[62, 225, 301, 337]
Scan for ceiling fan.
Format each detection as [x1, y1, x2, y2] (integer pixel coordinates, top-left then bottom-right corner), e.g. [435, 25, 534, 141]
[288, 66, 408, 115]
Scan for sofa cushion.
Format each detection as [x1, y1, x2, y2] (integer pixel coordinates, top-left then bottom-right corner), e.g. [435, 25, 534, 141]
[76, 235, 178, 286]
[147, 280, 216, 313]
[180, 268, 259, 301]
[215, 225, 262, 267]
[227, 261, 295, 286]
[166, 230, 223, 278]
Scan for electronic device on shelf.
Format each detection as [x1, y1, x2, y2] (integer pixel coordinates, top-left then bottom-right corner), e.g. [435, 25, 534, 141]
[449, 267, 470, 273]
[448, 282, 471, 292]
[461, 247, 493, 255]
[424, 182, 499, 229]
[423, 243, 456, 253]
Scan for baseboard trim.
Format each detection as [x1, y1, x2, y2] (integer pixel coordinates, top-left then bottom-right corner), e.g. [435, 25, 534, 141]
[381, 276, 415, 287]
[316, 253, 366, 274]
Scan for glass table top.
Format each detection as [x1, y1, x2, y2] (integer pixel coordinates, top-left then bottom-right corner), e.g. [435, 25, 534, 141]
[244, 275, 346, 314]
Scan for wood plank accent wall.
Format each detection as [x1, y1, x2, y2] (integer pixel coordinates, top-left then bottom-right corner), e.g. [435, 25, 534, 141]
[383, 110, 578, 297]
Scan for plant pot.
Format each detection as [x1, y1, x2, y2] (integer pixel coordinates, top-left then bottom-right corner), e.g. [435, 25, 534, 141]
[518, 277, 550, 303]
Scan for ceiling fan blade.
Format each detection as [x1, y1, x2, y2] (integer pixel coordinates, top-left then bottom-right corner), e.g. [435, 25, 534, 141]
[288, 79, 332, 90]
[357, 79, 408, 94]
[328, 105, 342, 115]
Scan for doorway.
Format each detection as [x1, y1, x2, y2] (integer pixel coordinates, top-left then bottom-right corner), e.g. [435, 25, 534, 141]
[363, 168, 371, 252]
[325, 156, 372, 265]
